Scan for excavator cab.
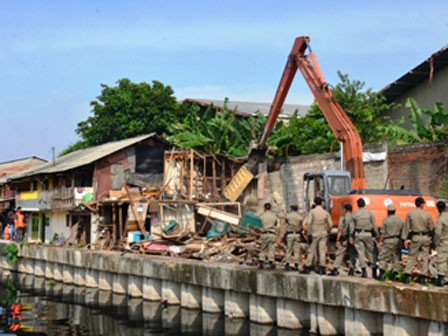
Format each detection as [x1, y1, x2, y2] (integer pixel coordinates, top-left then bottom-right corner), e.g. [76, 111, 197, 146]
[303, 170, 351, 214]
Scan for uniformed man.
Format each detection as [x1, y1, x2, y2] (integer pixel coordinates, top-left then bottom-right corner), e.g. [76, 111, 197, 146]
[402, 197, 434, 284]
[350, 198, 379, 278]
[435, 201, 448, 286]
[377, 204, 404, 281]
[284, 204, 304, 271]
[329, 204, 355, 276]
[258, 202, 278, 270]
[300, 197, 333, 275]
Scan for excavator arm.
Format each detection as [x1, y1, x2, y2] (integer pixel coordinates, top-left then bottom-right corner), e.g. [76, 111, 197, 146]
[224, 36, 365, 202]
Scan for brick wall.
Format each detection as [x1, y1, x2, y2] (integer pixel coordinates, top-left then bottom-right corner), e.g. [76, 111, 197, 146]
[388, 142, 447, 198]
[243, 141, 446, 211]
[245, 142, 389, 211]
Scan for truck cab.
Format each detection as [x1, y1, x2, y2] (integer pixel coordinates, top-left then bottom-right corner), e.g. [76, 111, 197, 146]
[303, 170, 351, 214]
[303, 170, 438, 229]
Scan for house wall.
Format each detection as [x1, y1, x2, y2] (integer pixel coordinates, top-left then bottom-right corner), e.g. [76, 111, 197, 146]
[94, 149, 128, 199]
[48, 211, 71, 242]
[385, 65, 448, 130]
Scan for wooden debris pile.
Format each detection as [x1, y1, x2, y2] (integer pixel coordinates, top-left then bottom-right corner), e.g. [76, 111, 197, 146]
[121, 225, 286, 266]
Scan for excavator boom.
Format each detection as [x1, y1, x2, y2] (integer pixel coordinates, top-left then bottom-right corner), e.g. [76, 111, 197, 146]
[260, 36, 365, 189]
[224, 36, 366, 202]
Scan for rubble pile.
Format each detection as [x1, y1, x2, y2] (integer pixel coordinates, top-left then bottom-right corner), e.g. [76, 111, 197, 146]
[122, 226, 274, 265]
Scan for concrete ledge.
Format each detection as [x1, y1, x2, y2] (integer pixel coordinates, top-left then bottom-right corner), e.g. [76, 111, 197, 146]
[3, 242, 448, 323]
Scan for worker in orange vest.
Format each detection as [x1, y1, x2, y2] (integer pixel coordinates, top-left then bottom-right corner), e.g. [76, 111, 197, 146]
[14, 207, 26, 242]
[3, 225, 10, 240]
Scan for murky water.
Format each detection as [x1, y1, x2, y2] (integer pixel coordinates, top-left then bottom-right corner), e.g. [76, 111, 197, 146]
[0, 271, 310, 336]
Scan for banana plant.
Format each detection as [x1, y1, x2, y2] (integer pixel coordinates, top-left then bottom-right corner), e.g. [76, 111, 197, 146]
[406, 98, 448, 142]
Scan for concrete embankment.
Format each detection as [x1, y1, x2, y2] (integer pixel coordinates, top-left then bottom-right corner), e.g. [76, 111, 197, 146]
[0, 242, 447, 335]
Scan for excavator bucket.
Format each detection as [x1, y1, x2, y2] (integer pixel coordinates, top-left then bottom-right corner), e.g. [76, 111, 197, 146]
[223, 165, 254, 202]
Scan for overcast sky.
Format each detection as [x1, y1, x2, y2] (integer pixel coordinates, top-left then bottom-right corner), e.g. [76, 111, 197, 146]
[1, 0, 447, 162]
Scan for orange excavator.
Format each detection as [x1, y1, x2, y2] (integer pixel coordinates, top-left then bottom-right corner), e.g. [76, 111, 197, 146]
[224, 36, 437, 226]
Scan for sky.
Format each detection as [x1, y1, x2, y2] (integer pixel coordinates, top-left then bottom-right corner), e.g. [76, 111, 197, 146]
[0, 0, 447, 162]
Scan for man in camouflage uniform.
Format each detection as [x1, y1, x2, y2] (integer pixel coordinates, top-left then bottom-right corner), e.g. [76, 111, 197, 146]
[258, 202, 278, 270]
[377, 204, 404, 281]
[284, 204, 304, 271]
[402, 197, 434, 284]
[329, 204, 355, 276]
[435, 201, 448, 286]
[300, 197, 333, 275]
[350, 198, 379, 278]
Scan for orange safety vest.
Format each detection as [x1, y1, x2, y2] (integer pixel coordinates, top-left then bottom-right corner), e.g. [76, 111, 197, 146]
[4, 225, 10, 239]
[14, 212, 25, 228]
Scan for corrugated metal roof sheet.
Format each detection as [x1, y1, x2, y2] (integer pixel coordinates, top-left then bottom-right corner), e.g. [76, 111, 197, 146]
[0, 157, 47, 184]
[184, 98, 310, 118]
[8, 133, 163, 181]
[380, 44, 448, 102]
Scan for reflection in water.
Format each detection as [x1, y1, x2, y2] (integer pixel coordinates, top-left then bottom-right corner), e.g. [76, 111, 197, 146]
[0, 271, 298, 336]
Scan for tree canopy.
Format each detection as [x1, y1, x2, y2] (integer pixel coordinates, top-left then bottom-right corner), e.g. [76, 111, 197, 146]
[61, 74, 424, 159]
[268, 72, 415, 156]
[60, 79, 181, 156]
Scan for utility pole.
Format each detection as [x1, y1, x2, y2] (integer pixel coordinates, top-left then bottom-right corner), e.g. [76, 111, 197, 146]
[52, 146, 56, 166]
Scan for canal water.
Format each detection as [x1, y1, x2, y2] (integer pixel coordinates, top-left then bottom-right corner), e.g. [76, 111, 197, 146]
[0, 271, 311, 336]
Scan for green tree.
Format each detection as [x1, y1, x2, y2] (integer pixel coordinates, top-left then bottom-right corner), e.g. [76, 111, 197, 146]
[170, 100, 266, 157]
[61, 78, 182, 155]
[406, 97, 448, 142]
[268, 72, 416, 156]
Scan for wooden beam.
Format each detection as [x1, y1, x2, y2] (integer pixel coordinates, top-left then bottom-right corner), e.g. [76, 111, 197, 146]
[119, 204, 123, 240]
[189, 149, 194, 200]
[112, 204, 117, 243]
[123, 183, 147, 236]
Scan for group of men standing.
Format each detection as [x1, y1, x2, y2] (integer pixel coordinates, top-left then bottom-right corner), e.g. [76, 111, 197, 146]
[257, 196, 448, 286]
[1, 207, 26, 242]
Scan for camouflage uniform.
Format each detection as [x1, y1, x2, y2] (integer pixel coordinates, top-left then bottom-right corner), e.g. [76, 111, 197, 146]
[333, 212, 355, 270]
[350, 208, 379, 270]
[304, 206, 333, 268]
[378, 213, 404, 273]
[258, 210, 278, 262]
[402, 208, 434, 276]
[435, 211, 448, 277]
[284, 210, 304, 266]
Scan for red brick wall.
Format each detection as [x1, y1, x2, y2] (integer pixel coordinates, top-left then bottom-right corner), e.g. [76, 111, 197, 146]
[388, 142, 447, 197]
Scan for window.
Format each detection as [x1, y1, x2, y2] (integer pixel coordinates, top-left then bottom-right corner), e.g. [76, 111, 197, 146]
[327, 176, 351, 195]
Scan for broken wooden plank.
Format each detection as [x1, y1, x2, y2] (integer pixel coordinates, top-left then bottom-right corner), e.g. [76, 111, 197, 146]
[196, 205, 240, 225]
[123, 183, 147, 236]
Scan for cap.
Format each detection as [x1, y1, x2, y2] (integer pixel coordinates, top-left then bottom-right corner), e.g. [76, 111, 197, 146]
[387, 204, 396, 211]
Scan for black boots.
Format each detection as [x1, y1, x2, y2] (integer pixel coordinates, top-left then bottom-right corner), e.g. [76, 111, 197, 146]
[258, 260, 275, 270]
[318, 266, 325, 275]
[361, 268, 367, 278]
[372, 267, 378, 280]
[417, 275, 426, 285]
[285, 263, 298, 271]
[436, 275, 445, 287]
[329, 268, 339, 276]
[300, 266, 310, 274]
[391, 272, 398, 281]
[402, 274, 411, 284]
[348, 268, 354, 276]
[378, 269, 385, 281]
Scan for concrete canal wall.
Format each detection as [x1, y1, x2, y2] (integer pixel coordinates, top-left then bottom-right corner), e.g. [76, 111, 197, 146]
[1, 242, 447, 335]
